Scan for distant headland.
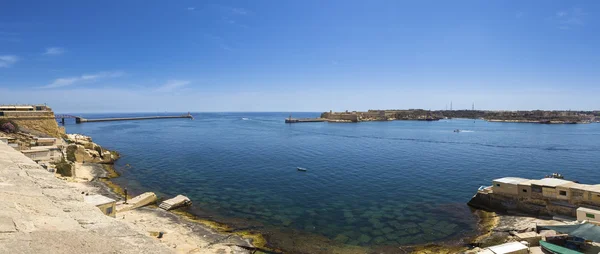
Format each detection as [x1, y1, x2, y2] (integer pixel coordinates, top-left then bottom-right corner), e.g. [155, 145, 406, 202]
[287, 109, 599, 124]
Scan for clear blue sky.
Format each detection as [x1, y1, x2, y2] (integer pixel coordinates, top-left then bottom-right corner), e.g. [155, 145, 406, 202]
[0, 0, 598, 112]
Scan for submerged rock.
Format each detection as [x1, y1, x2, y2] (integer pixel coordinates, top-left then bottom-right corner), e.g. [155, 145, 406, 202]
[357, 234, 372, 244]
[333, 234, 349, 243]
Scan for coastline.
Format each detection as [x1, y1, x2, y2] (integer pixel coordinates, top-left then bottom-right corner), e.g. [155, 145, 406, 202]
[64, 143, 267, 254]
[68, 133, 543, 254]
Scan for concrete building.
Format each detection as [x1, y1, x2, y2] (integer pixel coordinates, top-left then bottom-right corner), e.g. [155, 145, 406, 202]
[555, 182, 588, 202]
[577, 207, 600, 225]
[492, 177, 530, 196]
[529, 178, 573, 199]
[84, 194, 117, 217]
[21, 146, 62, 162]
[517, 180, 534, 198]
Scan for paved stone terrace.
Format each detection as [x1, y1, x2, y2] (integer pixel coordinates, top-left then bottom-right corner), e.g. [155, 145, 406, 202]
[0, 142, 173, 253]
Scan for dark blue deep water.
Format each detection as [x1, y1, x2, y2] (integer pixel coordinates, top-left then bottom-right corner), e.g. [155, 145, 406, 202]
[63, 112, 600, 251]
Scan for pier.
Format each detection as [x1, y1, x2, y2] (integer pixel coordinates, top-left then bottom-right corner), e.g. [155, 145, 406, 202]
[76, 114, 193, 124]
[285, 117, 327, 123]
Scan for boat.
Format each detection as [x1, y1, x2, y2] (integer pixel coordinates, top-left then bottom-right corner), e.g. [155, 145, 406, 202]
[540, 240, 583, 254]
[454, 129, 461, 133]
[297, 167, 307, 172]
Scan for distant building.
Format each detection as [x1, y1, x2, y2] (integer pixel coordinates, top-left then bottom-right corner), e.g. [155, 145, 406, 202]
[0, 104, 50, 111]
[84, 194, 117, 217]
[0, 104, 53, 118]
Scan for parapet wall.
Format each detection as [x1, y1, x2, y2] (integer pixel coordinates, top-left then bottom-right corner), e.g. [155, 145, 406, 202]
[0, 111, 55, 118]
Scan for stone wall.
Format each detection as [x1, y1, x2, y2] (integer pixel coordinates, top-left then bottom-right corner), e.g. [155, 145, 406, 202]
[8, 118, 63, 138]
[320, 112, 360, 122]
[1, 110, 63, 138]
[468, 192, 591, 217]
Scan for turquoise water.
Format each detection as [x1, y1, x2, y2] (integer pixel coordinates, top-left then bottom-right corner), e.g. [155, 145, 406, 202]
[64, 112, 600, 251]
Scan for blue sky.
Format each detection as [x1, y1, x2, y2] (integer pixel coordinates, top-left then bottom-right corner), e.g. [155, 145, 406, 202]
[0, 1, 599, 112]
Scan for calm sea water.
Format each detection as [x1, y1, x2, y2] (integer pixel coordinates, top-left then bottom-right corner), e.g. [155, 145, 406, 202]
[63, 112, 600, 251]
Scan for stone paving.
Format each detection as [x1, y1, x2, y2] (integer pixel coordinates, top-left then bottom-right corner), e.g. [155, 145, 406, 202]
[0, 142, 173, 253]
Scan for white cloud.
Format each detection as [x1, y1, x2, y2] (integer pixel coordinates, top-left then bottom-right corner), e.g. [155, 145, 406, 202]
[0, 55, 18, 68]
[44, 47, 65, 56]
[556, 7, 587, 29]
[41, 71, 124, 89]
[156, 80, 191, 92]
[187, 7, 195, 11]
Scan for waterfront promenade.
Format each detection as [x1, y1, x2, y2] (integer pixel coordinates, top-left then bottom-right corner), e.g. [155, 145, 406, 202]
[0, 142, 172, 253]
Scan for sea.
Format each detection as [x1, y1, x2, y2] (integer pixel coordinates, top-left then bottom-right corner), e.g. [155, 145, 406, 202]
[63, 112, 600, 252]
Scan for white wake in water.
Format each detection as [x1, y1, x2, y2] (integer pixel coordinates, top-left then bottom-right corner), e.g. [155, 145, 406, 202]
[461, 130, 474, 133]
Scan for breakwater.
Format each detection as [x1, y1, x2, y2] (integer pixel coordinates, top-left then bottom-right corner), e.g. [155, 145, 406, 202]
[284, 118, 327, 123]
[76, 114, 193, 123]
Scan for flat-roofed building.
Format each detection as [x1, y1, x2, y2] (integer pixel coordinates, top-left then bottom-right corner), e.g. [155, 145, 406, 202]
[576, 207, 600, 225]
[529, 178, 573, 199]
[554, 182, 587, 201]
[492, 177, 531, 196]
[586, 185, 600, 205]
[517, 180, 534, 198]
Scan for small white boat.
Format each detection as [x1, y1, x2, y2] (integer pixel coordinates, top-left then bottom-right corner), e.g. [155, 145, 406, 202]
[297, 167, 307, 172]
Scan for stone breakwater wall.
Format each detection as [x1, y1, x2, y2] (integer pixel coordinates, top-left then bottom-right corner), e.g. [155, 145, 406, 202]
[0, 142, 172, 254]
[468, 192, 584, 217]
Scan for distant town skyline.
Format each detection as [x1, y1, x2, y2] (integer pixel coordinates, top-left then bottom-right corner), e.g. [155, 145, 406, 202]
[1, 1, 599, 113]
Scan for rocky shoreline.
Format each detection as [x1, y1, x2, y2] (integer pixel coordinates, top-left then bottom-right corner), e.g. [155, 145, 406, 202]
[58, 134, 262, 254]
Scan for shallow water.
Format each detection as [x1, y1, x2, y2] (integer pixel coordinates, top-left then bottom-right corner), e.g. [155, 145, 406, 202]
[64, 112, 600, 251]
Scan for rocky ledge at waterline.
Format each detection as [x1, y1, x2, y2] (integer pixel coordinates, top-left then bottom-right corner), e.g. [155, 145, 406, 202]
[64, 134, 119, 164]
